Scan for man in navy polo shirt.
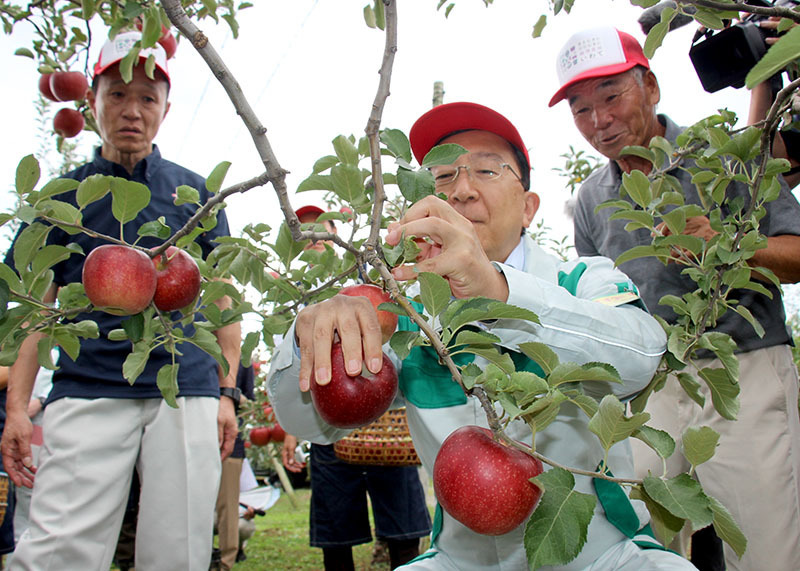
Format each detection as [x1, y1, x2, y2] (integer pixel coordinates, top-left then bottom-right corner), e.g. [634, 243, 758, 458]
[1, 31, 241, 570]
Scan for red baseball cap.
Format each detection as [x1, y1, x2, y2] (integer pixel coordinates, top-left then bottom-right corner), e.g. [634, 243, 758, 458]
[295, 205, 325, 220]
[93, 31, 170, 85]
[549, 26, 649, 107]
[409, 102, 530, 168]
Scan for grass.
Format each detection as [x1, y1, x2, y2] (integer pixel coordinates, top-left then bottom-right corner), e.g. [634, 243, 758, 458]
[230, 487, 391, 571]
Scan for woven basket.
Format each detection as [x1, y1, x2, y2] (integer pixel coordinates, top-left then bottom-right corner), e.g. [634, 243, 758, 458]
[0, 473, 8, 523]
[333, 408, 421, 467]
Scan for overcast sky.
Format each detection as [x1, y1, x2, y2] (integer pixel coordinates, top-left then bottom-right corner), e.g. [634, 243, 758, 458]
[5, 1, 795, 314]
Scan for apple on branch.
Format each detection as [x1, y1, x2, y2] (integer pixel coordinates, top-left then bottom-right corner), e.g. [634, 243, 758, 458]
[249, 426, 271, 447]
[82, 244, 157, 315]
[53, 108, 84, 138]
[433, 425, 543, 536]
[49, 71, 88, 102]
[38, 73, 58, 102]
[151, 246, 201, 312]
[338, 283, 398, 344]
[310, 341, 398, 429]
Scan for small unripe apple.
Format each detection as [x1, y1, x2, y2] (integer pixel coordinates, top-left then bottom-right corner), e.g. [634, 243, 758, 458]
[249, 426, 271, 446]
[310, 342, 398, 429]
[38, 73, 58, 101]
[151, 246, 201, 311]
[433, 425, 543, 536]
[82, 244, 157, 315]
[338, 284, 398, 344]
[53, 108, 84, 138]
[49, 71, 88, 102]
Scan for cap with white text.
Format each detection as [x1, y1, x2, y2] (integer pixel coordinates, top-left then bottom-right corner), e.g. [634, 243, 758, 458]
[93, 31, 170, 85]
[549, 26, 648, 107]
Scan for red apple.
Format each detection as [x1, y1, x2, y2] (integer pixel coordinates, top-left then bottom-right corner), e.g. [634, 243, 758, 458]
[53, 108, 84, 138]
[38, 73, 58, 101]
[151, 246, 201, 311]
[433, 425, 543, 536]
[249, 426, 271, 446]
[270, 422, 286, 443]
[49, 71, 88, 102]
[263, 405, 274, 421]
[158, 31, 178, 59]
[82, 244, 157, 315]
[338, 284, 398, 344]
[310, 342, 398, 429]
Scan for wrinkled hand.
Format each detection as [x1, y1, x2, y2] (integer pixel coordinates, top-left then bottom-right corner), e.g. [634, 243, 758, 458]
[656, 215, 718, 262]
[217, 397, 238, 460]
[281, 434, 305, 473]
[1, 412, 36, 488]
[295, 294, 384, 392]
[384, 196, 508, 301]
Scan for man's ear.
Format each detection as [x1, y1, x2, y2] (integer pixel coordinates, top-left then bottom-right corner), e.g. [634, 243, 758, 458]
[522, 191, 540, 228]
[645, 70, 661, 106]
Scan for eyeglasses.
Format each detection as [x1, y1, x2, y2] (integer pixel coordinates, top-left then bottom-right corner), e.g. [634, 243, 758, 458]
[430, 157, 522, 188]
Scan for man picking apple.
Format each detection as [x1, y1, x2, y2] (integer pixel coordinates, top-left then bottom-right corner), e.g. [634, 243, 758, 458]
[1, 31, 240, 570]
[268, 102, 697, 570]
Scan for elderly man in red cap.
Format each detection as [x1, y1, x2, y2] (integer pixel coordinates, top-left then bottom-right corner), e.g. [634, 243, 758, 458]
[2, 30, 240, 570]
[267, 101, 697, 569]
[550, 26, 800, 571]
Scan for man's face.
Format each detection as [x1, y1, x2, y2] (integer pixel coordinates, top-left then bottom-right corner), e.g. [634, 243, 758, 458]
[432, 130, 539, 262]
[87, 64, 170, 166]
[565, 69, 660, 161]
[298, 212, 336, 252]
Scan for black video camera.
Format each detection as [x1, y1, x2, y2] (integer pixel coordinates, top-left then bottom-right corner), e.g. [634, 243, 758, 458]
[689, 0, 799, 93]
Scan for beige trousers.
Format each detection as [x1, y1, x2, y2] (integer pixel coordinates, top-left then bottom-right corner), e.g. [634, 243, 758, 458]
[215, 457, 243, 570]
[631, 344, 800, 571]
[9, 396, 221, 571]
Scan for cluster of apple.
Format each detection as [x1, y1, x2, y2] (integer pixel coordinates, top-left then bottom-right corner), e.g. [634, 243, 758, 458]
[248, 404, 286, 446]
[38, 71, 88, 138]
[82, 244, 201, 315]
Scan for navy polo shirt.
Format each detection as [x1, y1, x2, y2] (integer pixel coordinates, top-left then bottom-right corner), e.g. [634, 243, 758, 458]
[5, 146, 231, 402]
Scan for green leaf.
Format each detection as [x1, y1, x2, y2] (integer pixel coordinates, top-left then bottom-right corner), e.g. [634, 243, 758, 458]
[708, 495, 747, 558]
[137, 217, 172, 239]
[174, 185, 200, 206]
[525, 468, 596, 568]
[621, 169, 653, 209]
[380, 129, 412, 163]
[697, 367, 740, 421]
[36, 337, 57, 370]
[682, 425, 719, 469]
[389, 330, 422, 361]
[192, 326, 227, 377]
[363, 4, 376, 28]
[0, 279, 8, 320]
[532, 14, 547, 38]
[746, 25, 800, 88]
[633, 425, 676, 459]
[312, 155, 339, 174]
[122, 342, 151, 385]
[330, 164, 365, 204]
[241, 331, 260, 366]
[548, 362, 621, 387]
[332, 135, 359, 166]
[418, 272, 451, 318]
[205, 161, 231, 193]
[420, 144, 467, 168]
[297, 174, 334, 192]
[396, 167, 435, 203]
[676, 372, 705, 408]
[643, 20, 669, 59]
[733, 305, 765, 338]
[587, 394, 650, 450]
[631, 486, 686, 548]
[36, 177, 79, 203]
[76, 174, 112, 208]
[16, 155, 40, 196]
[121, 313, 145, 343]
[518, 342, 559, 376]
[614, 244, 660, 266]
[157, 363, 180, 408]
[13, 222, 50, 271]
[452, 329, 501, 347]
[373, 0, 385, 29]
[110, 178, 150, 224]
[14, 47, 34, 58]
[642, 473, 713, 530]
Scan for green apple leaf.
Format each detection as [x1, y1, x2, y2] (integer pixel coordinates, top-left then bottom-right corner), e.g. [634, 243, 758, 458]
[676, 371, 705, 408]
[462, 346, 516, 375]
[15, 155, 40, 196]
[13, 222, 50, 272]
[53, 328, 81, 361]
[205, 161, 231, 194]
[631, 486, 685, 548]
[157, 363, 180, 408]
[0, 279, 8, 320]
[518, 342, 559, 376]
[389, 330, 422, 361]
[123, 341, 151, 385]
[421, 143, 467, 168]
[588, 394, 650, 450]
[621, 169, 653, 209]
[532, 14, 547, 38]
[330, 164, 365, 205]
[175, 185, 200, 206]
[241, 330, 260, 366]
[110, 178, 150, 224]
[697, 367, 740, 421]
[682, 425, 719, 468]
[380, 128, 412, 163]
[332, 134, 359, 166]
[452, 329, 502, 347]
[548, 362, 622, 387]
[708, 495, 747, 558]
[36, 177, 79, 203]
[138, 217, 172, 239]
[296, 173, 334, 192]
[122, 313, 145, 343]
[642, 473, 713, 530]
[418, 271, 451, 318]
[632, 425, 675, 459]
[191, 325, 228, 377]
[312, 155, 339, 174]
[36, 337, 57, 370]
[746, 25, 800, 88]
[76, 174, 112, 208]
[396, 167, 436, 203]
[525, 467, 596, 568]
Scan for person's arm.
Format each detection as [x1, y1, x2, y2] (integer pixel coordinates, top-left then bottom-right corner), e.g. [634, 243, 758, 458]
[1, 283, 57, 487]
[0, 366, 8, 390]
[212, 278, 241, 461]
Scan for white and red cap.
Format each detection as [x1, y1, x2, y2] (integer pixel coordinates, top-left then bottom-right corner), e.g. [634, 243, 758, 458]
[409, 101, 530, 168]
[93, 31, 170, 85]
[549, 26, 649, 107]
